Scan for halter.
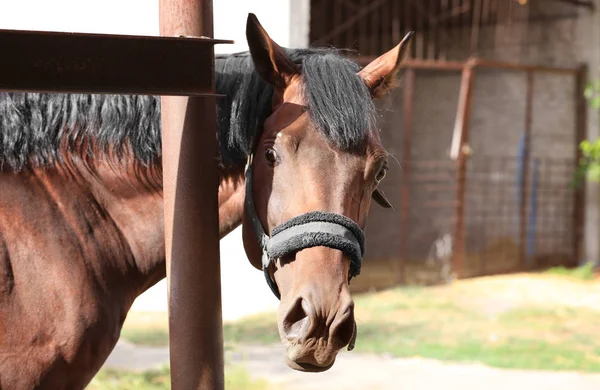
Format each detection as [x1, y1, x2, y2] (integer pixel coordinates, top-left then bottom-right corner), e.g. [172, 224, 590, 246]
[244, 153, 366, 300]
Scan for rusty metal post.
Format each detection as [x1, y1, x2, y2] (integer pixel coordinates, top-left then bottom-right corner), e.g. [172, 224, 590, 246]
[399, 68, 415, 284]
[451, 61, 476, 278]
[574, 64, 588, 265]
[519, 71, 534, 270]
[159, 0, 224, 389]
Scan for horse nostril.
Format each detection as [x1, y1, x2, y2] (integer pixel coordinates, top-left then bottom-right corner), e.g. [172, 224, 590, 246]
[283, 298, 311, 342]
[332, 302, 355, 348]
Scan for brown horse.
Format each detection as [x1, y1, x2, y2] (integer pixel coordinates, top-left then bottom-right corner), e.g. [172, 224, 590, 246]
[0, 14, 412, 389]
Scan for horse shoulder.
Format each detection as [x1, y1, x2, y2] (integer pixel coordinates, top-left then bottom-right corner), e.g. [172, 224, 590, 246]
[0, 171, 130, 389]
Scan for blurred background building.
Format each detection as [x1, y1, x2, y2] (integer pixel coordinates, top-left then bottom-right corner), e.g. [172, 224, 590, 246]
[304, 0, 600, 291]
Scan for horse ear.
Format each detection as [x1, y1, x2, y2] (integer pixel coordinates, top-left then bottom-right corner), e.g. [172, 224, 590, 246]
[358, 31, 414, 99]
[246, 13, 299, 88]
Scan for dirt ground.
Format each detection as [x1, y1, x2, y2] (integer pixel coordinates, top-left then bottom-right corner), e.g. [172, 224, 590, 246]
[108, 273, 600, 389]
[104, 341, 600, 390]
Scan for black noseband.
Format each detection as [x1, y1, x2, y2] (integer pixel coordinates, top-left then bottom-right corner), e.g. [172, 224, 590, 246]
[244, 154, 365, 300]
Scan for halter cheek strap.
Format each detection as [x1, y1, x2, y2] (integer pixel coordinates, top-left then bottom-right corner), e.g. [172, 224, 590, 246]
[244, 154, 365, 300]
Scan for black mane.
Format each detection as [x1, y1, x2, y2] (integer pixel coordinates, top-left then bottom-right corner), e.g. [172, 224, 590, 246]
[0, 48, 377, 172]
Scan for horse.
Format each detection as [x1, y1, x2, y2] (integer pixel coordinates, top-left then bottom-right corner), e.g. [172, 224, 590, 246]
[0, 13, 412, 389]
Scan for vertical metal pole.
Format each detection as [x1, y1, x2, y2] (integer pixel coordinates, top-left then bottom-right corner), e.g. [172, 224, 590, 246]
[452, 63, 476, 279]
[333, 0, 342, 48]
[574, 64, 588, 265]
[519, 71, 534, 270]
[427, 0, 436, 59]
[438, 0, 447, 59]
[480, 158, 488, 275]
[399, 68, 415, 284]
[159, 0, 224, 389]
[470, 0, 482, 54]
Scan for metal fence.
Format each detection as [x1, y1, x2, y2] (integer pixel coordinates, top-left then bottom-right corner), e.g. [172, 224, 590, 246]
[353, 57, 586, 292]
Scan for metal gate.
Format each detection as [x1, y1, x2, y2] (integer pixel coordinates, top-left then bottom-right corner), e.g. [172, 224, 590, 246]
[355, 58, 586, 289]
[452, 59, 586, 279]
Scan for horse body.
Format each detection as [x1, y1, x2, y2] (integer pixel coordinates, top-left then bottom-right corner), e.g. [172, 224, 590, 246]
[0, 159, 247, 389]
[0, 14, 412, 389]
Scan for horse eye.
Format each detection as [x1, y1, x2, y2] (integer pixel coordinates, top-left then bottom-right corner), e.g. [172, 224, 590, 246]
[265, 148, 279, 166]
[375, 167, 387, 182]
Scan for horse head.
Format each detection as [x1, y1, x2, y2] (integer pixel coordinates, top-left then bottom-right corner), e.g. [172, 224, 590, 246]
[241, 13, 413, 372]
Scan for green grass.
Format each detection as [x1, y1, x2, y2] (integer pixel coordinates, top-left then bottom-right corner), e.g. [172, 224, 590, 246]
[545, 262, 597, 281]
[88, 366, 171, 390]
[216, 293, 600, 372]
[120, 274, 600, 373]
[119, 328, 169, 347]
[88, 364, 274, 390]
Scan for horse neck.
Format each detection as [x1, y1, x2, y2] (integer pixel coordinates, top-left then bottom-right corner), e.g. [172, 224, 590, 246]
[76, 160, 166, 295]
[80, 158, 247, 297]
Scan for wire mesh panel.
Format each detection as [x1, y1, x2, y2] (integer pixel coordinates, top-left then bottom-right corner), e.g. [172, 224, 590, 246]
[463, 67, 580, 276]
[404, 159, 457, 284]
[358, 67, 462, 291]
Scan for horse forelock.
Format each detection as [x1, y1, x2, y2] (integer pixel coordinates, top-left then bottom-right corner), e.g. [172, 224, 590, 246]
[293, 49, 378, 152]
[215, 48, 380, 167]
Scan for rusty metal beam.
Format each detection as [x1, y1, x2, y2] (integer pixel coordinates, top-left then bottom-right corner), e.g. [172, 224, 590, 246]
[0, 28, 230, 96]
[354, 57, 466, 70]
[356, 55, 579, 74]
[159, 0, 224, 389]
[470, 58, 579, 75]
[473, 58, 579, 73]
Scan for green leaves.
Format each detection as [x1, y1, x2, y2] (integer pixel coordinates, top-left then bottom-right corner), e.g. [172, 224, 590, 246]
[580, 138, 600, 179]
[584, 80, 600, 108]
[576, 77, 600, 184]
[574, 139, 600, 187]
